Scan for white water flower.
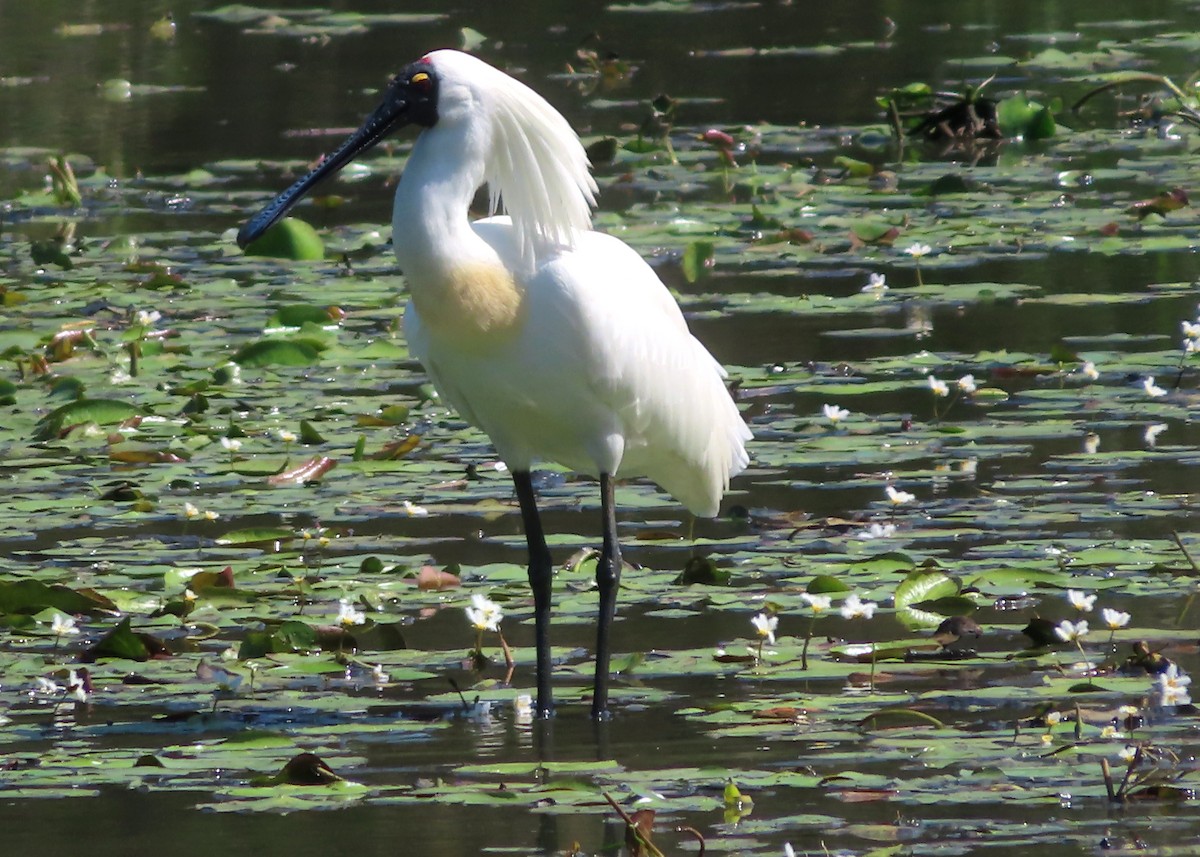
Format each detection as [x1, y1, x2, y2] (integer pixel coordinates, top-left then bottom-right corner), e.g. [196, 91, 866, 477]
[801, 592, 832, 613]
[33, 677, 59, 696]
[927, 375, 950, 397]
[905, 242, 932, 258]
[1144, 423, 1167, 447]
[1055, 619, 1089, 642]
[50, 613, 79, 636]
[1101, 608, 1131, 630]
[402, 500, 430, 517]
[1118, 745, 1137, 763]
[822, 403, 850, 423]
[1142, 376, 1167, 397]
[465, 594, 503, 632]
[1080, 361, 1099, 381]
[220, 437, 243, 452]
[751, 612, 778, 644]
[839, 593, 877, 620]
[1067, 590, 1096, 612]
[67, 670, 89, 703]
[861, 272, 888, 295]
[371, 664, 390, 685]
[857, 522, 897, 540]
[957, 374, 977, 394]
[885, 485, 915, 506]
[183, 502, 201, 519]
[337, 598, 366, 627]
[135, 309, 161, 327]
[277, 429, 297, 444]
[1182, 320, 1200, 340]
[1156, 663, 1192, 707]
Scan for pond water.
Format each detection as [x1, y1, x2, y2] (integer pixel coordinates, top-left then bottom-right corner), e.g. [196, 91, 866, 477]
[1, 1, 1198, 855]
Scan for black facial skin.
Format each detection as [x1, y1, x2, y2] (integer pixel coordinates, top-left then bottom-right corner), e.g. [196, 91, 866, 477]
[236, 59, 439, 248]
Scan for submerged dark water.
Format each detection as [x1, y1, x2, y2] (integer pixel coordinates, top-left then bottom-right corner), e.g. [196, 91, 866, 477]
[2, 1, 1199, 855]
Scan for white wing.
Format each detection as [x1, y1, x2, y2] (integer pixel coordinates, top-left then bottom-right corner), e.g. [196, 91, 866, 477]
[405, 218, 751, 517]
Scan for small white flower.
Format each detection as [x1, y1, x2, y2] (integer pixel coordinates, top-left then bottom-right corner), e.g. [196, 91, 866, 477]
[1182, 320, 1200, 340]
[857, 522, 897, 540]
[822, 403, 850, 423]
[1156, 663, 1192, 707]
[957, 374, 977, 394]
[801, 592, 832, 613]
[861, 273, 888, 295]
[135, 309, 162, 327]
[277, 429, 297, 444]
[66, 670, 89, 703]
[1100, 725, 1121, 739]
[1079, 361, 1099, 381]
[371, 664, 389, 684]
[1067, 590, 1096, 612]
[1101, 608, 1131, 629]
[1118, 704, 1138, 717]
[1142, 376, 1167, 398]
[1118, 745, 1137, 763]
[927, 375, 950, 397]
[1055, 619, 1089, 642]
[839, 593, 877, 620]
[220, 437, 243, 452]
[183, 502, 201, 520]
[905, 242, 932, 258]
[50, 613, 79, 636]
[34, 677, 59, 695]
[751, 612, 778, 644]
[337, 598, 366, 627]
[402, 500, 429, 517]
[465, 594, 503, 632]
[885, 485, 915, 506]
[1144, 423, 1167, 447]
[202, 509, 219, 521]
[1045, 711, 1063, 725]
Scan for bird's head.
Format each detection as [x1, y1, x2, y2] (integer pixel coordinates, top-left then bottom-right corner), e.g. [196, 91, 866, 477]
[237, 50, 596, 261]
[236, 54, 446, 248]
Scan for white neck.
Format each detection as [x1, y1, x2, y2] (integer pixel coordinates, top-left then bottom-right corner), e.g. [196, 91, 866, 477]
[392, 127, 492, 284]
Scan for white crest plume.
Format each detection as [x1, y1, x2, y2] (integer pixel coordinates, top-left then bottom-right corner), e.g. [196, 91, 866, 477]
[427, 50, 597, 267]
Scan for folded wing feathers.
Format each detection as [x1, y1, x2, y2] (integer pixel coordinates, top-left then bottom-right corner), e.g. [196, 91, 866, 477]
[483, 67, 598, 267]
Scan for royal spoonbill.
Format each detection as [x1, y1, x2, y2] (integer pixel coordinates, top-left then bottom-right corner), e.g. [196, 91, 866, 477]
[237, 49, 752, 719]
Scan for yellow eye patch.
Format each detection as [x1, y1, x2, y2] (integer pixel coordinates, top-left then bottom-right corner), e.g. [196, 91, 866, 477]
[411, 72, 430, 85]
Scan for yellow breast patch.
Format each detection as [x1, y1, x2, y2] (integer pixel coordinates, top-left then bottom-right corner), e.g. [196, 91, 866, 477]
[410, 262, 524, 344]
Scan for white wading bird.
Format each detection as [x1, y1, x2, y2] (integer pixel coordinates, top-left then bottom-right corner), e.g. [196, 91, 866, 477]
[238, 49, 751, 719]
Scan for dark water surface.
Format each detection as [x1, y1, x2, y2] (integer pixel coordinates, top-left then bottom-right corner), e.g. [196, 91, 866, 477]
[2, 1, 1199, 855]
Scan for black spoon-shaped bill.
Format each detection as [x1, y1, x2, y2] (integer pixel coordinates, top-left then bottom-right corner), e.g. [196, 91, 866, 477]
[236, 95, 412, 249]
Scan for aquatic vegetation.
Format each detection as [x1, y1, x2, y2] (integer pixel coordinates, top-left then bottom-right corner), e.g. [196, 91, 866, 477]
[0, 4, 1198, 854]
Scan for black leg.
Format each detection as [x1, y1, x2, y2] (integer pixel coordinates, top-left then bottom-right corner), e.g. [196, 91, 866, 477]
[592, 473, 623, 719]
[513, 470, 554, 717]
